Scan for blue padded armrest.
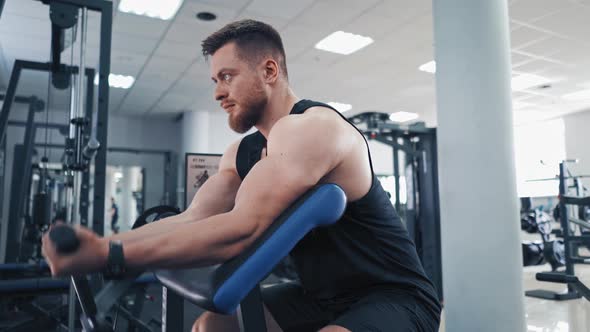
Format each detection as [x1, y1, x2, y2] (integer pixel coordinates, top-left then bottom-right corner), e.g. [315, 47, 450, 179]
[156, 183, 347, 314]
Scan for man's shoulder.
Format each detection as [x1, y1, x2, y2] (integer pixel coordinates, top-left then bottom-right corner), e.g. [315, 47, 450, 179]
[266, 109, 355, 171]
[219, 139, 242, 173]
[270, 106, 348, 142]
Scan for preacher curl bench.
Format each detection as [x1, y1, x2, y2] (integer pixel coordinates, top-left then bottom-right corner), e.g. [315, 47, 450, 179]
[50, 183, 347, 331]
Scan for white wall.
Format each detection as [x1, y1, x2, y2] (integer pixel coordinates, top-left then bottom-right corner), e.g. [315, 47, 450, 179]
[108, 114, 181, 151]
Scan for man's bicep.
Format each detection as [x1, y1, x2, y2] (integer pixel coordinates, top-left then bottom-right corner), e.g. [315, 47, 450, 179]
[186, 140, 242, 220]
[186, 169, 241, 220]
[231, 136, 338, 234]
[230, 156, 313, 240]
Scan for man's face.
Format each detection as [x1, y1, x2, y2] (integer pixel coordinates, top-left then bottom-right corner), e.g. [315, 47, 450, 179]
[210, 43, 268, 133]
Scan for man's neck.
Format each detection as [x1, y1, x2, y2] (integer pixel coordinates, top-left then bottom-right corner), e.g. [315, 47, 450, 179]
[256, 87, 299, 138]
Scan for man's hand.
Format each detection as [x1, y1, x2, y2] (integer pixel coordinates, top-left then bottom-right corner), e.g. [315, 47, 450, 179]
[41, 225, 109, 277]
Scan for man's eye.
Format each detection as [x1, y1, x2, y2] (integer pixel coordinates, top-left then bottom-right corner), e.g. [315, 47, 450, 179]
[223, 74, 232, 82]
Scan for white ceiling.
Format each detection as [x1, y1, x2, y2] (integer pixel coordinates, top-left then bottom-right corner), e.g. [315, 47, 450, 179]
[1, 0, 590, 126]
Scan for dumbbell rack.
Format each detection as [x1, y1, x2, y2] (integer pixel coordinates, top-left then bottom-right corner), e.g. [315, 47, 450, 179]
[526, 161, 590, 301]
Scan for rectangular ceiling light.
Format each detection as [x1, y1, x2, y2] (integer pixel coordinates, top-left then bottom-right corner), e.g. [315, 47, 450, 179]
[94, 73, 135, 89]
[511, 74, 551, 91]
[419, 60, 436, 74]
[118, 0, 184, 20]
[562, 89, 590, 101]
[389, 111, 419, 123]
[328, 102, 352, 113]
[315, 31, 374, 55]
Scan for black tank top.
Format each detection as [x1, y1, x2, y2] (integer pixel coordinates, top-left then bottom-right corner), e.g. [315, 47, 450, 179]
[236, 99, 441, 313]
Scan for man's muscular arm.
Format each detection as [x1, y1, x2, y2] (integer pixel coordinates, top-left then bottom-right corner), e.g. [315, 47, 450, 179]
[42, 109, 353, 276]
[121, 109, 353, 269]
[105, 140, 242, 244]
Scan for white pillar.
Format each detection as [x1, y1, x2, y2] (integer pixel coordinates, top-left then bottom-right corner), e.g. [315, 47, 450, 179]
[182, 111, 210, 154]
[432, 1, 525, 331]
[179, 111, 211, 207]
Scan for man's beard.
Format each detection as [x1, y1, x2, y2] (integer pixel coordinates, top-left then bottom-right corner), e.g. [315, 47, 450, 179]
[229, 85, 267, 134]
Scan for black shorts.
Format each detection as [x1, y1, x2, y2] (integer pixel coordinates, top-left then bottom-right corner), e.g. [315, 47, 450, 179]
[261, 282, 440, 332]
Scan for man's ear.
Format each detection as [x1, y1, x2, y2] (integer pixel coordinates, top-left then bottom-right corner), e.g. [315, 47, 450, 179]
[263, 58, 279, 83]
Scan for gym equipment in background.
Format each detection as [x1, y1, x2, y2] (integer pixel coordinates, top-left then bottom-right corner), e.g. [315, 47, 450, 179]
[520, 200, 565, 270]
[526, 160, 590, 301]
[347, 111, 443, 301]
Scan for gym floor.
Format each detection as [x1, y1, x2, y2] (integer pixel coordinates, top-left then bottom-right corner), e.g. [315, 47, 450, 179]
[435, 264, 590, 332]
[522, 264, 590, 332]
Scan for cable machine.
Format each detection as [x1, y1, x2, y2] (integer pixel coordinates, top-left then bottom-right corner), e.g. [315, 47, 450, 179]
[348, 112, 443, 300]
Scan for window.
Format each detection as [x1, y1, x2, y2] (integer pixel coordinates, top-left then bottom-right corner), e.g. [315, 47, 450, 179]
[377, 175, 407, 206]
[513, 118, 566, 197]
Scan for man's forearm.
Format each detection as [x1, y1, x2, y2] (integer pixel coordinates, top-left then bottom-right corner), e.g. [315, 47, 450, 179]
[105, 201, 234, 244]
[123, 211, 257, 270]
[106, 212, 194, 243]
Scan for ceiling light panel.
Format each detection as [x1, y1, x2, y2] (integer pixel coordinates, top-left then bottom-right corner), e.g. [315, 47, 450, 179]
[119, 0, 184, 20]
[315, 31, 374, 55]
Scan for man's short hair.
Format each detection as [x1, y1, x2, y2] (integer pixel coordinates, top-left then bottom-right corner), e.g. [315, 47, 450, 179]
[202, 19, 288, 79]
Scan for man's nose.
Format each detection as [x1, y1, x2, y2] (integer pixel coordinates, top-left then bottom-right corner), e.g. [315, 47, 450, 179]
[214, 84, 227, 101]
